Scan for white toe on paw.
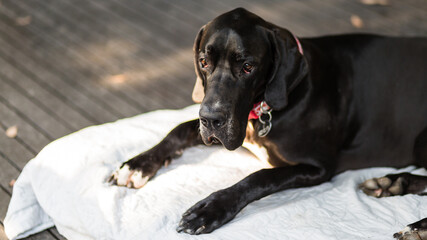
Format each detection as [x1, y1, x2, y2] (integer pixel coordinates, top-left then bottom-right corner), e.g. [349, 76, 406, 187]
[115, 164, 133, 186]
[110, 164, 150, 188]
[399, 226, 412, 236]
[394, 226, 418, 240]
[130, 171, 149, 188]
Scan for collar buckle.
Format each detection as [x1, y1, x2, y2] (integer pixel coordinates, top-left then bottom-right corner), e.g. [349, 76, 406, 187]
[249, 101, 273, 137]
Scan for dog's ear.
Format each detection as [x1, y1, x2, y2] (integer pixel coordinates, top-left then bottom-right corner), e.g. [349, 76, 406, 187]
[264, 28, 308, 110]
[192, 25, 206, 103]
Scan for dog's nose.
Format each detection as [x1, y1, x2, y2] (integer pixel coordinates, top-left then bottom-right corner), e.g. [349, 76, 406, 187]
[199, 107, 226, 129]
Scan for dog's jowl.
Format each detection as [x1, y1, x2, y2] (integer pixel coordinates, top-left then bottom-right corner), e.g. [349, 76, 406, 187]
[109, 8, 427, 238]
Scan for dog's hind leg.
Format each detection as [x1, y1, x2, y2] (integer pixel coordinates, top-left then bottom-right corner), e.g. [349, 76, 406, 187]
[359, 172, 427, 197]
[360, 128, 427, 239]
[360, 127, 427, 197]
[394, 218, 427, 240]
[392, 128, 427, 240]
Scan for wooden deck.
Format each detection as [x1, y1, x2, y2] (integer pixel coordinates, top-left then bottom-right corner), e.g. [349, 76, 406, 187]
[0, 0, 426, 239]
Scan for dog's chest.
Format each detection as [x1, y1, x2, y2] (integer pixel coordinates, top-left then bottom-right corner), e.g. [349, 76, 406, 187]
[243, 121, 271, 164]
[242, 140, 270, 164]
[243, 121, 299, 167]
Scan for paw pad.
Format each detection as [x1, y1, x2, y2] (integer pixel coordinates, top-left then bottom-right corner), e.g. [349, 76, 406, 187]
[359, 176, 403, 197]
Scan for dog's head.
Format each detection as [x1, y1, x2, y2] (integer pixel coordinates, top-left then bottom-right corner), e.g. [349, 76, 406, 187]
[192, 8, 308, 150]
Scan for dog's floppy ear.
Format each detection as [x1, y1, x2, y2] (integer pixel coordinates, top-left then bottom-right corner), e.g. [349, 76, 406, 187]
[192, 25, 206, 103]
[264, 28, 308, 110]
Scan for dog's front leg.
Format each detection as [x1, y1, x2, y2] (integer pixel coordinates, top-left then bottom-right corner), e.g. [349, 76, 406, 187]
[177, 164, 332, 235]
[109, 119, 202, 188]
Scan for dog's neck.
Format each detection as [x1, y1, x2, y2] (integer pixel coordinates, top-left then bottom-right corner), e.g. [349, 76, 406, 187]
[249, 34, 304, 120]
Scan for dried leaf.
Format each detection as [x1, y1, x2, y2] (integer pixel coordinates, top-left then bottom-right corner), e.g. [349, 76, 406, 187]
[5, 125, 18, 138]
[351, 15, 364, 28]
[16, 16, 32, 26]
[361, 0, 389, 6]
[9, 179, 16, 187]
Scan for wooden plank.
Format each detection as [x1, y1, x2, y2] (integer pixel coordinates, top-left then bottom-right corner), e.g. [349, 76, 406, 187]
[333, 0, 427, 35]
[290, 0, 362, 33]
[406, 0, 427, 12]
[0, 77, 71, 140]
[7, 0, 179, 113]
[0, 155, 20, 195]
[5, 0, 196, 116]
[84, 3, 193, 108]
[0, 57, 93, 131]
[77, 2, 195, 76]
[250, 0, 343, 35]
[147, 0, 214, 24]
[0, 14, 120, 124]
[0, 97, 52, 153]
[55, 0, 185, 57]
[0, 120, 36, 170]
[101, 0, 196, 45]
[0, 39, 101, 127]
[0, 36, 113, 125]
[23, 4, 149, 119]
[13, 0, 173, 112]
[24, 230, 57, 240]
[185, 0, 315, 36]
[48, 227, 66, 240]
[47, 0, 193, 109]
[2, 1, 143, 119]
[312, 0, 397, 34]
[0, 188, 11, 223]
[81, 0, 197, 108]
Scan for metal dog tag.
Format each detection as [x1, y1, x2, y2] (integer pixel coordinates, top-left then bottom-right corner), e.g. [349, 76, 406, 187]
[257, 122, 272, 137]
[257, 105, 273, 137]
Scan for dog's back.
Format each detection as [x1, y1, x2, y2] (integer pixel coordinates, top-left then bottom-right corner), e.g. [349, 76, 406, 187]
[311, 35, 427, 172]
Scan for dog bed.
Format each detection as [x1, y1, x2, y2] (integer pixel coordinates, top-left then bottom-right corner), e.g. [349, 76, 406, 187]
[4, 105, 427, 239]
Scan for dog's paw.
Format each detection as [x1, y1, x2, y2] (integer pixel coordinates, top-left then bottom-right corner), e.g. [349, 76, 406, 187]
[393, 226, 427, 240]
[108, 164, 150, 188]
[108, 154, 166, 188]
[359, 175, 405, 197]
[176, 190, 239, 235]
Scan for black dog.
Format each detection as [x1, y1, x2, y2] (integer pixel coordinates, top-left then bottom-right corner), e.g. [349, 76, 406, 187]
[109, 8, 427, 239]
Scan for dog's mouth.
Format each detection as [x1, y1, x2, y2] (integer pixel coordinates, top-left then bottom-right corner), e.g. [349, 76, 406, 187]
[206, 135, 221, 145]
[199, 118, 247, 151]
[199, 128, 225, 146]
[201, 134, 225, 149]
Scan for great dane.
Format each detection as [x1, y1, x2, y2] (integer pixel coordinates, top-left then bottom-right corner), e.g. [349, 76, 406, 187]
[109, 8, 427, 239]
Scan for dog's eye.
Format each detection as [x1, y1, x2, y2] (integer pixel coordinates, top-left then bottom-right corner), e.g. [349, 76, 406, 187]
[199, 58, 208, 68]
[242, 63, 253, 73]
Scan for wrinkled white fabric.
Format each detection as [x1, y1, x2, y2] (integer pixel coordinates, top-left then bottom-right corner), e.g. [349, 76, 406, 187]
[4, 105, 427, 240]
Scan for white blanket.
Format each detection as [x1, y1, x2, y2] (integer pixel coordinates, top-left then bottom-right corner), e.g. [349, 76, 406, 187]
[4, 105, 427, 240]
